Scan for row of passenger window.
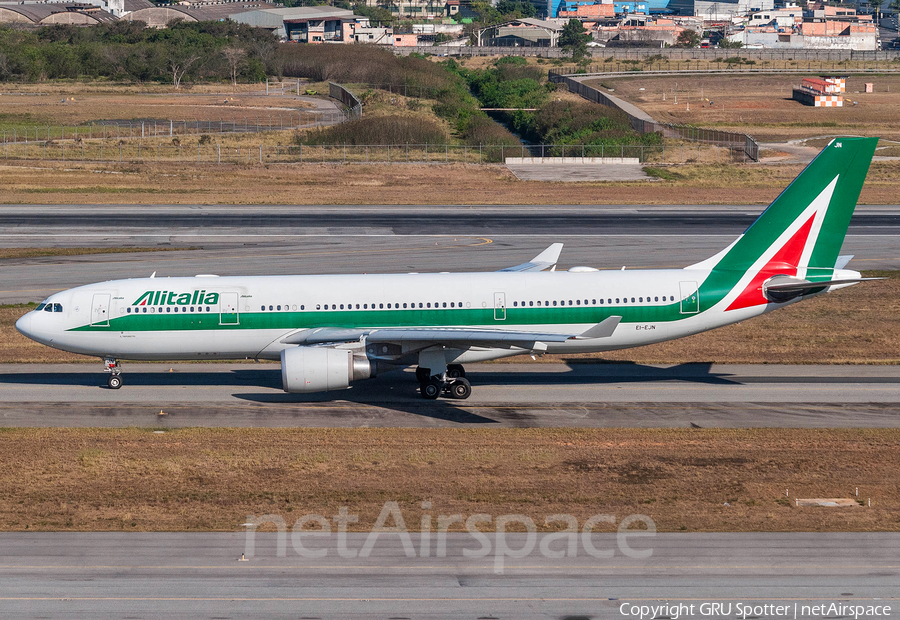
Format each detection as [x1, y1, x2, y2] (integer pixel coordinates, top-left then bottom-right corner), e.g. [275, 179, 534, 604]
[257, 296, 677, 312]
[324, 302, 463, 310]
[513, 295, 676, 307]
[259, 302, 466, 311]
[126, 306, 213, 314]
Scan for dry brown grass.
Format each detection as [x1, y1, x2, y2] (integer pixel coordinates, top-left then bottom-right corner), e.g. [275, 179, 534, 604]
[0, 427, 896, 532]
[1, 159, 899, 205]
[0, 247, 184, 259]
[587, 74, 900, 143]
[0, 87, 313, 128]
[2, 272, 898, 365]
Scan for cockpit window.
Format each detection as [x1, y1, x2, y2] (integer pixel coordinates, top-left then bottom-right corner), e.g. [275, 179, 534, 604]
[53, 303, 63, 313]
[44, 304, 53, 312]
[36, 303, 46, 311]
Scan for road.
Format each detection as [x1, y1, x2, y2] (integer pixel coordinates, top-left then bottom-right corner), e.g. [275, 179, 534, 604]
[1, 205, 899, 303]
[2, 363, 900, 428]
[0, 532, 896, 619]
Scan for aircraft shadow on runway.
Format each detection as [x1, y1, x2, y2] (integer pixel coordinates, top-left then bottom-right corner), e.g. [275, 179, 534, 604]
[0, 362, 743, 425]
[0, 368, 282, 389]
[0, 361, 739, 390]
[230, 362, 742, 425]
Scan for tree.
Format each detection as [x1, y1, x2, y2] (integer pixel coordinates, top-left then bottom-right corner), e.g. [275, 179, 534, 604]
[496, 0, 536, 18]
[559, 18, 591, 60]
[674, 29, 700, 48]
[718, 38, 743, 48]
[222, 45, 245, 88]
[352, 3, 393, 25]
[168, 50, 202, 89]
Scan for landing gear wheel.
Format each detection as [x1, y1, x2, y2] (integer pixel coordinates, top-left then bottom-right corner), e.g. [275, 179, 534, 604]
[447, 364, 466, 379]
[448, 378, 471, 400]
[421, 378, 443, 400]
[107, 374, 123, 390]
[415, 367, 430, 382]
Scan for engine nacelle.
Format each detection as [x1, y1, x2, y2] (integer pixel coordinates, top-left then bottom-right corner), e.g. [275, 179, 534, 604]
[281, 346, 374, 393]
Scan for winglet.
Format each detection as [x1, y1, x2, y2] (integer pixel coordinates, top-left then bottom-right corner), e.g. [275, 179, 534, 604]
[572, 316, 621, 340]
[499, 243, 564, 273]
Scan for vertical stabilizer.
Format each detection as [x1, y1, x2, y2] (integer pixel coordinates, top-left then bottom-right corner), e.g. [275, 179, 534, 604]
[693, 137, 877, 311]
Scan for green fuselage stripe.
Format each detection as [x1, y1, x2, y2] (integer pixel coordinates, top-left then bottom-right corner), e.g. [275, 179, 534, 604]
[71, 301, 689, 333]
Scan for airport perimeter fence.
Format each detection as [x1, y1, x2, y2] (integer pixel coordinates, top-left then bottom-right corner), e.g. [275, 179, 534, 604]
[549, 61, 900, 76]
[549, 71, 759, 162]
[0, 111, 353, 144]
[0, 140, 752, 165]
[399, 46, 900, 62]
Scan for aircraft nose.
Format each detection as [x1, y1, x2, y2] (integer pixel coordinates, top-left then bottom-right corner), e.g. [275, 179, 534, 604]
[15, 312, 34, 339]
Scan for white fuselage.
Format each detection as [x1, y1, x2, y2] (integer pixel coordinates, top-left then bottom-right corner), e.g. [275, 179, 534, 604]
[16, 267, 792, 363]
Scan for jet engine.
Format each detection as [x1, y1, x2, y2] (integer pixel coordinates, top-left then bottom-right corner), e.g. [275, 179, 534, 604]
[281, 346, 375, 393]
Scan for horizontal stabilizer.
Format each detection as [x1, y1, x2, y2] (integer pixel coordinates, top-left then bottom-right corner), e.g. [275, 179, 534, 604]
[499, 243, 563, 272]
[765, 277, 882, 293]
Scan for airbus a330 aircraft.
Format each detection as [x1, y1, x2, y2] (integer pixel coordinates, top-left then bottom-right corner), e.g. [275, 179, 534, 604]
[17, 137, 878, 399]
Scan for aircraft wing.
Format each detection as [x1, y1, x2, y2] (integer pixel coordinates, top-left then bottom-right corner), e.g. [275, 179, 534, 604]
[498, 243, 563, 272]
[280, 316, 621, 348]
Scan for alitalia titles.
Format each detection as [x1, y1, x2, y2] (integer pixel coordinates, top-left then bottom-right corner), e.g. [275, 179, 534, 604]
[133, 290, 220, 307]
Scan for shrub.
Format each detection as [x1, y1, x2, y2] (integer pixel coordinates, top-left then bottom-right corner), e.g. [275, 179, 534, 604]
[278, 45, 457, 95]
[531, 100, 662, 146]
[460, 115, 520, 146]
[298, 115, 448, 146]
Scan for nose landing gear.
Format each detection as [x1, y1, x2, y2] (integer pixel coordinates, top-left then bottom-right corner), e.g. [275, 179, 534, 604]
[104, 357, 123, 389]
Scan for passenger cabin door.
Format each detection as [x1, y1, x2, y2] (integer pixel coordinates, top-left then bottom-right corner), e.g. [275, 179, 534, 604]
[679, 281, 699, 314]
[91, 294, 110, 327]
[219, 292, 239, 325]
[493, 292, 506, 321]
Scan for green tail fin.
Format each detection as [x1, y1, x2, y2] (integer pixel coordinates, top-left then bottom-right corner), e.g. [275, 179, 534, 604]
[716, 136, 877, 273]
[694, 137, 877, 311]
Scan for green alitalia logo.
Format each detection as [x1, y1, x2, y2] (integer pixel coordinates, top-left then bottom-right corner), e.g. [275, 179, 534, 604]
[133, 290, 220, 306]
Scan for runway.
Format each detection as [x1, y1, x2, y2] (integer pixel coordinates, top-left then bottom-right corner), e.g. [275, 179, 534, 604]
[0, 532, 896, 619]
[2, 363, 899, 428]
[1, 204, 899, 303]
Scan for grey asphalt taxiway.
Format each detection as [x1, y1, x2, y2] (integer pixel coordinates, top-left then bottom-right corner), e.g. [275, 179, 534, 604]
[2, 363, 900, 428]
[0, 532, 896, 619]
[1, 204, 900, 303]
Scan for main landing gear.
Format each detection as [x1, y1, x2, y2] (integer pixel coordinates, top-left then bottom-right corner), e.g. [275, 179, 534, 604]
[104, 357, 123, 389]
[416, 364, 470, 400]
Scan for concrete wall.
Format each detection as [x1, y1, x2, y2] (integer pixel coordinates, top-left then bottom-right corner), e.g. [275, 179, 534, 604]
[731, 30, 878, 50]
